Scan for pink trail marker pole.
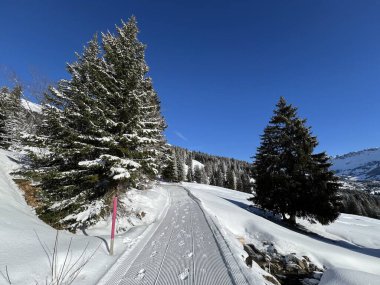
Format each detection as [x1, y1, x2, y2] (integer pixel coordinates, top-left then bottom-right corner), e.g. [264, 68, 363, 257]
[110, 195, 118, 255]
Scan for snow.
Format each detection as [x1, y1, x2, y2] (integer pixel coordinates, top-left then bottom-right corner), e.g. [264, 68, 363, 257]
[192, 159, 204, 170]
[331, 148, 380, 179]
[183, 182, 380, 283]
[21, 99, 42, 113]
[183, 159, 204, 176]
[99, 184, 252, 285]
[319, 268, 380, 285]
[0, 149, 168, 284]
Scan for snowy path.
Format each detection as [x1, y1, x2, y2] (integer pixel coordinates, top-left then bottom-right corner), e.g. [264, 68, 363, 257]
[99, 185, 249, 285]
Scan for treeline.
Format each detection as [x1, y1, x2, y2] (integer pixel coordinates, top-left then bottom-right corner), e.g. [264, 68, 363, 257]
[163, 146, 254, 193]
[339, 189, 380, 219]
[0, 85, 41, 149]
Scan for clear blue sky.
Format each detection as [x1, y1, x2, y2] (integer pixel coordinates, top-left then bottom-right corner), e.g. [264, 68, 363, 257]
[1, 0, 380, 161]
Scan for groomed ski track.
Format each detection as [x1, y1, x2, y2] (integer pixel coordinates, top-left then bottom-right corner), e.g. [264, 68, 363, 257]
[98, 184, 250, 285]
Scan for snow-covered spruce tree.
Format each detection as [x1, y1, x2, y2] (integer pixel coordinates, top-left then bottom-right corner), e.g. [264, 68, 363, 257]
[186, 155, 194, 182]
[194, 166, 207, 184]
[252, 97, 340, 225]
[226, 169, 237, 190]
[162, 150, 179, 182]
[102, 17, 167, 188]
[26, 18, 166, 231]
[0, 87, 8, 148]
[0, 85, 27, 149]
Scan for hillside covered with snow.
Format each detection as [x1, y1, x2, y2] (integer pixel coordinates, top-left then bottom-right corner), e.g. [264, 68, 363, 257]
[0, 149, 168, 284]
[331, 148, 380, 180]
[184, 183, 380, 285]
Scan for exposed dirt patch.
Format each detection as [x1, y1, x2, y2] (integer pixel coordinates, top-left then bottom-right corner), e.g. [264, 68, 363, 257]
[14, 178, 41, 208]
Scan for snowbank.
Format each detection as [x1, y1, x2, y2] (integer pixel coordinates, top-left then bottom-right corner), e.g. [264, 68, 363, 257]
[319, 268, 380, 285]
[183, 182, 380, 283]
[0, 149, 168, 284]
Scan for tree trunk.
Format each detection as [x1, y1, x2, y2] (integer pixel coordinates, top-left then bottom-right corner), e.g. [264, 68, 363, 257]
[289, 214, 296, 225]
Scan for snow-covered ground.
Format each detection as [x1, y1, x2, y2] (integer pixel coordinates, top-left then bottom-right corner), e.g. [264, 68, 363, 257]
[99, 185, 255, 285]
[183, 182, 380, 285]
[0, 149, 168, 284]
[331, 148, 380, 180]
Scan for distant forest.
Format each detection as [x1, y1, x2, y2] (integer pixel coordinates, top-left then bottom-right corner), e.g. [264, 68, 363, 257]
[164, 146, 254, 193]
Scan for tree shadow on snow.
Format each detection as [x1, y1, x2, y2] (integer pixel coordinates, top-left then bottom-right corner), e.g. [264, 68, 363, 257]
[81, 228, 110, 253]
[221, 197, 380, 259]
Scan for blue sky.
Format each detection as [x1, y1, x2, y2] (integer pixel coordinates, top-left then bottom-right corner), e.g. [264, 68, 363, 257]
[1, 0, 380, 161]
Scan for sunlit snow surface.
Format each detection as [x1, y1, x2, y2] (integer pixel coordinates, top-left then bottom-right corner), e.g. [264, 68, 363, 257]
[183, 182, 380, 285]
[98, 185, 256, 285]
[0, 149, 167, 284]
[331, 148, 380, 180]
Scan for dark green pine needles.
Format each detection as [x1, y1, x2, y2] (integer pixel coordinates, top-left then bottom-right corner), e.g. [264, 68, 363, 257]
[252, 97, 341, 225]
[26, 17, 167, 231]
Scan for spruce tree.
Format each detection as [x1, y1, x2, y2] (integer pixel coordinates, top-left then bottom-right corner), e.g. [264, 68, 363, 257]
[162, 150, 179, 182]
[186, 155, 194, 182]
[194, 166, 202, 183]
[253, 97, 340, 225]
[25, 17, 167, 231]
[0, 87, 9, 148]
[0, 85, 27, 149]
[226, 169, 237, 190]
[102, 17, 167, 185]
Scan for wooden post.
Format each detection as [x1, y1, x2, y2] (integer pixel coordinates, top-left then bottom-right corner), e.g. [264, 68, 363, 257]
[110, 195, 118, 255]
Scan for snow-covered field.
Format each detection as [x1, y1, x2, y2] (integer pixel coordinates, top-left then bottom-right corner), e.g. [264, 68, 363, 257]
[183, 182, 380, 285]
[2, 145, 380, 285]
[331, 148, 380, 180]
[0, 149, 168, 284]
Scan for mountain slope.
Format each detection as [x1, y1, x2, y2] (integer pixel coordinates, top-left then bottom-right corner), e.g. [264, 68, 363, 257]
[331, 148, 380, 180]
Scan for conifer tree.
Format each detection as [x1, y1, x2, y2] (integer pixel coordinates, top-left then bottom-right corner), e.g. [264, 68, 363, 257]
[0, 85, 27, 149]
[226, 169, 237, 190]
[102, 17, 167, 184]
[186, 155, 194, 182]
[0, 87, 8, 148]
[25, 17, 167, 231]
[253, 97, 340, 225]
[162, 150, 179, 182]
[194, 166, 202, 183]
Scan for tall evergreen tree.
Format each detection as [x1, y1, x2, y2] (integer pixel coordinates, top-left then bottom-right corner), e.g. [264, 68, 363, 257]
[186, 155, 194, 182]
[0, 87, 9, 148]
[226, 169, 237, 190]
[0, 85, 27, 149]
[162, 150, 179, 182]
[253, 97, 340, 225]
[25, 17, 167, 231]
[102, 17, 167, 184]
[194, 166, 202, 183]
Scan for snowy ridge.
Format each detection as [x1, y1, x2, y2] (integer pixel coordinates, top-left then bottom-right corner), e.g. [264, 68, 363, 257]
[21, 99, 42, 113]
[331, 147, 380, 180]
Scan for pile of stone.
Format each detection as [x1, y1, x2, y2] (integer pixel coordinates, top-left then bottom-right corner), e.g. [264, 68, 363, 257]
[243, 242, 323, 285]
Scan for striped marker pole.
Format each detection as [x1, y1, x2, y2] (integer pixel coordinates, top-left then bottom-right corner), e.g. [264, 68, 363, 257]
[110, 195, 118, 255]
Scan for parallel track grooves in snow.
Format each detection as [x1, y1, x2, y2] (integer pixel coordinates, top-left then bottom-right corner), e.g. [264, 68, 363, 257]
[97, 187, 171, 285]
[99, 184, 249, 285]
[153, 207, 178, 285]
[190, 199, 195, 284]
[184, 187, 250, 285]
